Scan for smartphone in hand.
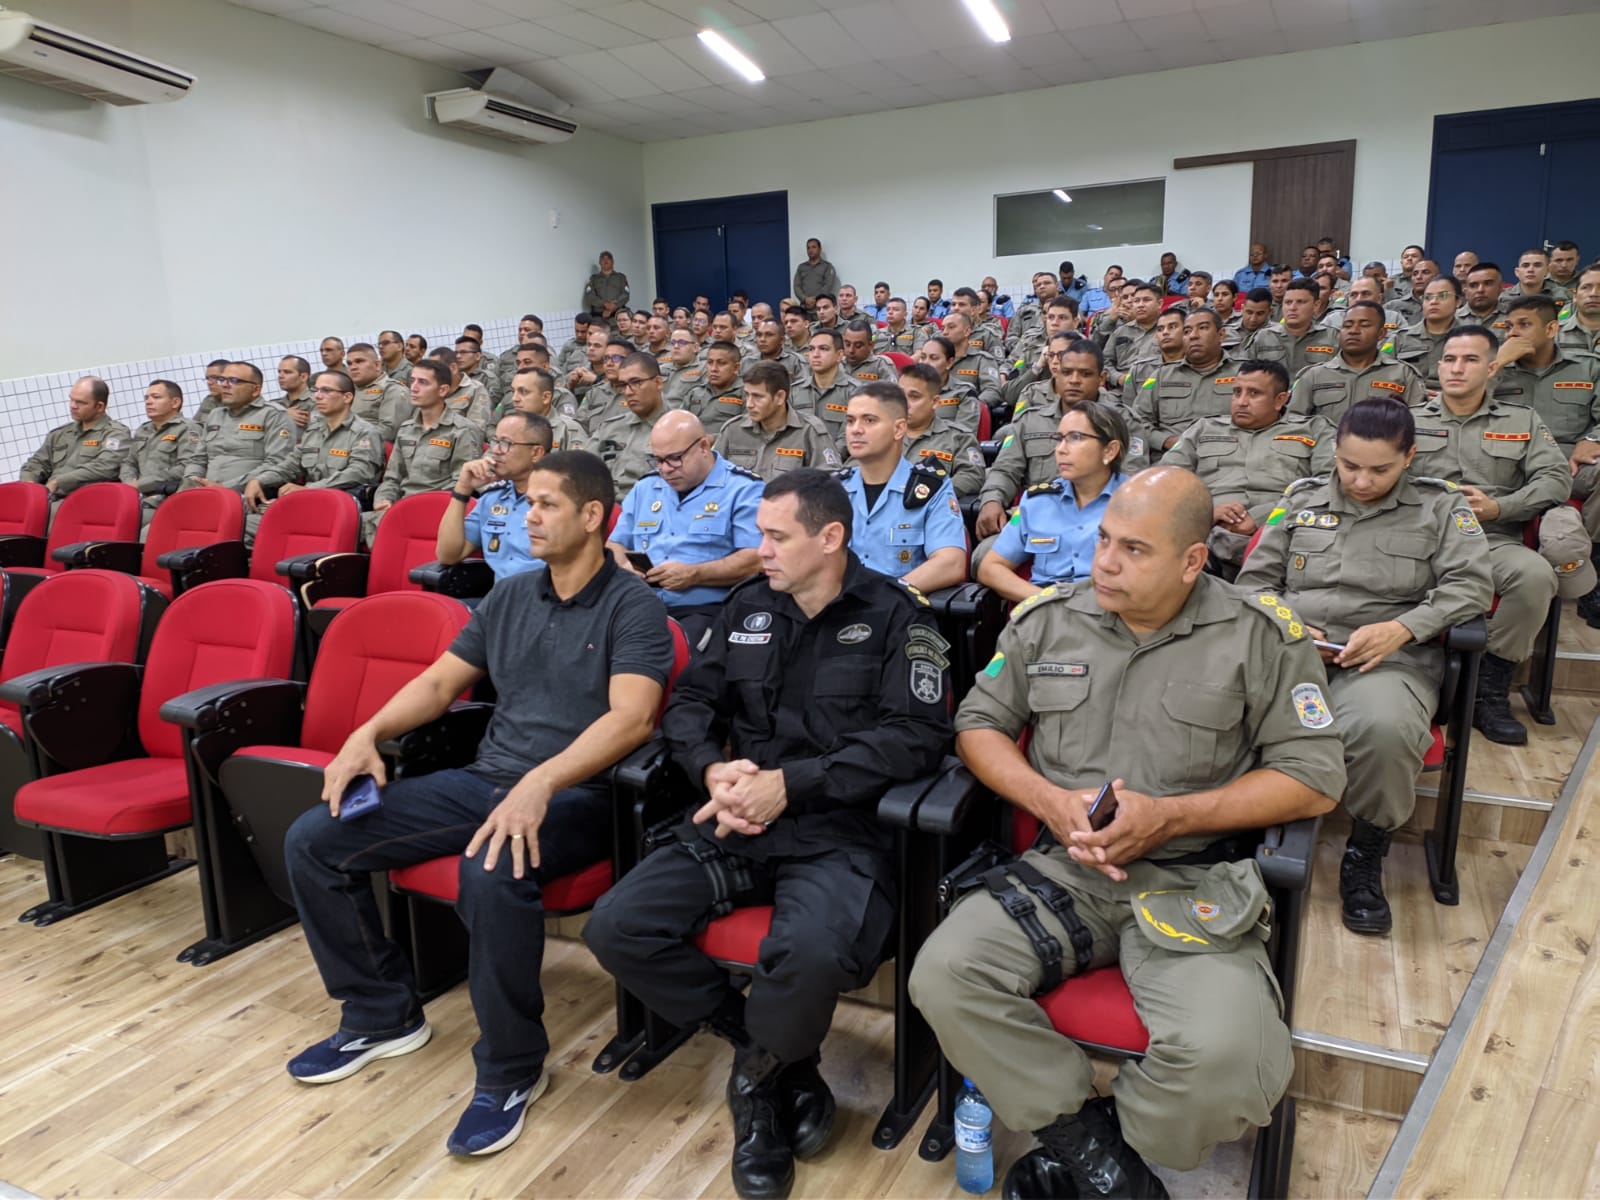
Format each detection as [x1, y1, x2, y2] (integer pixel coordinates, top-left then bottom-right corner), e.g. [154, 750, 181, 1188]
[1087, 781, 1119, 831]
[339, 774, 382, 822]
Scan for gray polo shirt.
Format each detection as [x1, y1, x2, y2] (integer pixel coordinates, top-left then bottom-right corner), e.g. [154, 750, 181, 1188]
[449, 558, 674, 784]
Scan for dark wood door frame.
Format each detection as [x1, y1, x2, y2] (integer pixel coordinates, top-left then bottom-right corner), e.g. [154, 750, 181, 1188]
[1174, 140, 1356, 266]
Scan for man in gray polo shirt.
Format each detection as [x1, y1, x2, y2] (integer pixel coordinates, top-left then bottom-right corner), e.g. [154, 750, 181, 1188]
[281, 449, 674, 1160]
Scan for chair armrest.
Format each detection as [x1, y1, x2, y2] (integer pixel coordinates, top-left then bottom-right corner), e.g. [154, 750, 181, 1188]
[1443, 615, 1487, 654]
[159, 678, 305, 735]
[51, 539, 143, 573]
[156, 540, 250, 590]
[614, 735, 669, 794]
[0, 661, 141, 710]
[382, 702, 494, 776]
[877, 762, 950, 829]
[0, 662, 143, 771]
[1255, 815, 1321, 893]
[0, 534, 46, 568]
[280, 551, 370, 604]
[409, 559, 495, 599]
[912, 758, 990, 836]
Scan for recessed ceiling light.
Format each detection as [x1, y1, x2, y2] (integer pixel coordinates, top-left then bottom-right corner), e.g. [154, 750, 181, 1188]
[1053, 189, 1072, 203]
[697, 29, 765, 83]
[961, 0, 1011, 43]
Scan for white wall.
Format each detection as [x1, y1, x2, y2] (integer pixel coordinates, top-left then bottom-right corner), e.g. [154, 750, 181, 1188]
[0, 0, 645, 380]
[640, 13, 1600, 300]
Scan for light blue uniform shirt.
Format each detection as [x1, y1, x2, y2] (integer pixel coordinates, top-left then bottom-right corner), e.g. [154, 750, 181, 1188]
[992, 472, 1126, 585]
[611, 452, 763, 609]
[1233, 265, 1273, 292]
[462, 481, 543, 581]
[861, 302, 890, 322]
[1081, 287, 1114, 317]
[839, 457, 966, 579]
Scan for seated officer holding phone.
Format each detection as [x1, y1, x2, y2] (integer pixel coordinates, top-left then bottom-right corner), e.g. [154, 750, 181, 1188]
[910, 466, 1346, 1199]
[281, 450, 674, 1159]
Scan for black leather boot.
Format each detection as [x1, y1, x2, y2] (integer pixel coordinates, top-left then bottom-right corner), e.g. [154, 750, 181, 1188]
[1473, 653, 1528, 745]
[727, 1045, 794, 1200]
[1002, 1147, 1082, 1198]
[1340, 818, 1394, 935]
[1580, 581, 1600, 628]
[776, 1054, 835, 1159]
[1031, 1097, 1168, 1199]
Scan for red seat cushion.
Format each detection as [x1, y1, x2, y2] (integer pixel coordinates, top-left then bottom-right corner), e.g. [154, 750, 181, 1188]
[0, 702, 21, 736]
[391, 854, 613, 912]
[1422, 725, 1445, 769]
[1036, 966, 1150, 1054]
[694, 904, 773, 963]
[233, 746, 337, 770]
[137, 574, 173, 598]
[15, 758, 191, 835]
[312, 595, 360, 612]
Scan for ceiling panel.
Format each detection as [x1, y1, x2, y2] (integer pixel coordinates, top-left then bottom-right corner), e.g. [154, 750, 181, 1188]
[224, 0, 1600, 141]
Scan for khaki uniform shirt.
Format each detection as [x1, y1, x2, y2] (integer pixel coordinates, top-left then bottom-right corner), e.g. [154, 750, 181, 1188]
[468, 363, 501, 409]
[373, 408, 484, 508]
[662, 362, 707, 410]
[903, 419, 986, 497]
[842, 354, 900, 385]
[1005, 303, 1044, 356]
[1492, 348, 1600, 450]
[583, 271, 630, 323]
[1456, 303, 1511, 334]
[1275, 324, 1341, 376]
[955, 574, 1346, 861]
[548, 409, 589, 453]
[713, 407, 840, 480]
[683, 380, 747, 429]
[1236, 474, 1494, 680]
[352, 375, 413, 441]
[555, 338, 590, 377]
[1388, 321, 1456, 388]
[1163, 414, 1336, 523]
[1104, 320, 1161, 375]
[577, 380, 625, 431]
[1407, 397, 1569, 540]
[180, 399, 298, 492]
[20, 413, 132, 494]
[790, 372, 862, 442]
[1506, 280, 1571, 305]
[592, 405, 665, 497]
[119, 416, 195, 503]
[949, 349, 1003, 414]
[296, 413, 385, 489]
[1225, 323, 1290, 367]
[1133, 355, 1241, 449]
[874, 324, 926, 357]
[386, 358, 413, 385]
[1556, 315, 1600, 356]
[968, 320, 1006, 359]
[982, 386, 1146, 508]
[1288, 354, 1427, 424]
[756, 349, 808, 385]
[279, 389, 316, 436]
[793, 259, 840, 306]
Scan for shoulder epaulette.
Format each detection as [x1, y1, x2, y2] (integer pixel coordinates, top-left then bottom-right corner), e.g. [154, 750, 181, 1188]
[1025, 479, 1064, 497]
[1411, 476, 1461, 492]
[726, 462, 763, 482]
[903, 460, 948, 508]
[1248, 592, 1308, 642]
[1007, 584, 1069, 623]
[895, 578, 932, 607]
[829, 466, 857, 481]
[1262, 475, 1328, 526]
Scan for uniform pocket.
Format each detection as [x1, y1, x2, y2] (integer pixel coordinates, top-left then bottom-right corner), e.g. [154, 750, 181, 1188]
[1286, 527, 1339, 587]
[1160, 682, 1245, 785]
[1377, 531, 1435, 593]
[1027, 675, 1091, 772]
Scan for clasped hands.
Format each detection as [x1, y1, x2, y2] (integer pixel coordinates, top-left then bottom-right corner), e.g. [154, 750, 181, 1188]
[695, 760, 787, 838]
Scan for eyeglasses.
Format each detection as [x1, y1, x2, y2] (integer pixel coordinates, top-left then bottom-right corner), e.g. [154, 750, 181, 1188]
[602, 353, 628, 364]
[377, 338, 400, 347]
[647, 441, 701, 471]
[219, 376, 254, 387]
[1048, 431, 1108, 446]
[1044, 349, 1079, 361]
[619, 376, 655, 392]
[490, 438, 539, 451]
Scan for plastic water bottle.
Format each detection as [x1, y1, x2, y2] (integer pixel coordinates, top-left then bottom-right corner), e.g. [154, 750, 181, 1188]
[954, 1077, 994, 1193]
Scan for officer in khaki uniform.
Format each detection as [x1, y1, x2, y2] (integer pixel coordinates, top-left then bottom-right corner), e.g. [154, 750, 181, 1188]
[1133, 309, 1240, 453]
[275, 356, 317, 435]
[1224, 292, 1290, 366]
[1117, 308, 1186, 406]
[507, 366, 587, 454]
[874, 299, 926, 358]
[1557, 266, 1600, 354]
[712, 362, 839, 480]
[682, 342, 747, 429]
[1238, 399, 1493, 936]
[120, 380, 194, 526]
[280, 371, 385, 496]
[1408, 326, 1570, 744]
[1389, 275, 1465, 389]
[179, 362, 298, 541]
[1289, 303, 1427, 424]
[898, 361, 986, 496]
[662, 331, 706, 409]
[576, 339, 632, 431]
[583, 252, 630, 329]
[910, 467, 1345, 1196]
[790, 330, 861, 443]
[361, 360, 484, 547]
[20, 377, 132, 502]
[1164, 359, 1335, 566]
[752, 318, 807, 382]
[592, 351, 669, 497]
[1274, 279, 1340, 376]
[346, 344, 412, 441]
[941, 313, 1004, 417]
[840, 321, 899, 384]
[1101, 282, 1164, 375]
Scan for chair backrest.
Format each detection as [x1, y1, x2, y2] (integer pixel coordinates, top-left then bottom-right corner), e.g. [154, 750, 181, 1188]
[1009, 728, 1038, 852]
[300, 592, 471, 753]
[251, 489, 360, 581]
[142, 489, 246, 577]
[41, 483, 144, 575]
[977, 402, 992, 441]
[0, 570, 154, 688]
[660, 618, 690, 721]
[1243, 527, 1265, 561]
[884, 351, 914, 370]
[0, 482, 49, 539]
[139, 578, 296, 758]
[367, 491, 455, 594]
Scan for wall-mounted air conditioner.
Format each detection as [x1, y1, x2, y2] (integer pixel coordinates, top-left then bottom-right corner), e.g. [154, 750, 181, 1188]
[0, 10, 193, 104]
[426, 87, 577, 145]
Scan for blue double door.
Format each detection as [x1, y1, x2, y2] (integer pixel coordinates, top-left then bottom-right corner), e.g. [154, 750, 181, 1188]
[652, 191, 789, 312]
[1427, 100, 1600, 271]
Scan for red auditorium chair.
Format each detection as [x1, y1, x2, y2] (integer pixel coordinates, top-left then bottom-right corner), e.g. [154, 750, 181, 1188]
[388, 619, 690, 1012]
[157, 591, 472, 966]
[54, 486, 245, 597]
[7, 578, 296, 925]
[911, 750, 1316, 1198]
[884, 351, 914, 371]
[0, 482, 49, 541]
[597, 742, 957, 1152]
[160, 486, 362, 589]
[0, 570, 166, 860]
[0, 481, 142, 649]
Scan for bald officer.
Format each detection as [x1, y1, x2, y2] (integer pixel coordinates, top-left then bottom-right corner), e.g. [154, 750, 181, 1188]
[19, 376, 131, 501]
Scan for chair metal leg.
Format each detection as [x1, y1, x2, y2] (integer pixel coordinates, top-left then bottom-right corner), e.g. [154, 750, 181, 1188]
[917, 1054, 961, 1162]
[591, 982, 647, 1074]
[20, 830, 192, 925]
[1518, 597, 1560, 725]
[1426, 647, 1479, 906]
[616, 1007, 696, 1081]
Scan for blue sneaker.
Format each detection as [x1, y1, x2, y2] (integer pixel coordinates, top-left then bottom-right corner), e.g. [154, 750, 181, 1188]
[286, 1019, 432, 1084]
[446, 1071, 549, 1156]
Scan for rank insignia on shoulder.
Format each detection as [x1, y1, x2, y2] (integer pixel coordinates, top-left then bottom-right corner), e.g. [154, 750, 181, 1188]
[1026, 479, 1064, 496]
[898, 580, 931, 606]
[1256, 594, 1306, 640]
[1010, 585, 1059, 621]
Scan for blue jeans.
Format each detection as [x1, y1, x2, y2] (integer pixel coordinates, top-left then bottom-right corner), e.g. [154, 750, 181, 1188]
[283, 767, 611, 1088]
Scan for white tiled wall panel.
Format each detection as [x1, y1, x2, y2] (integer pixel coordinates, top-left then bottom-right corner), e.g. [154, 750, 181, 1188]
[0, 311, 579, 480]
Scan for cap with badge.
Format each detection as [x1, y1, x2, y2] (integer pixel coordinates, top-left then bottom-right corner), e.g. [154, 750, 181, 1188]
[1537, 504, 1597, 599]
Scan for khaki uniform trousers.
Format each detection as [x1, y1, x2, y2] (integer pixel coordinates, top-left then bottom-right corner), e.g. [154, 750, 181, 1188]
[909, 846, 1291, 1171]
[1485, 537, 1558, 662]
[1324, 663, 1436, 830]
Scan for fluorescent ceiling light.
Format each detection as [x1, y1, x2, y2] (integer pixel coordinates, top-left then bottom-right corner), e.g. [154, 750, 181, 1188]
[962, 0, 1011, 43]
[1053, 189, 1072, 203]
[698, 29, 765, 83]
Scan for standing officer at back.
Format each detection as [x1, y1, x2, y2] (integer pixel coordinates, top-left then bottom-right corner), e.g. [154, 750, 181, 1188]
[583, 251, 630, 329]
[585, 469, 953, 1200]
[19, 376, 131, 502]
[910, 467, 1345, 1200]
[178, 361, 298, 539]
[121, 379, 194, 526]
